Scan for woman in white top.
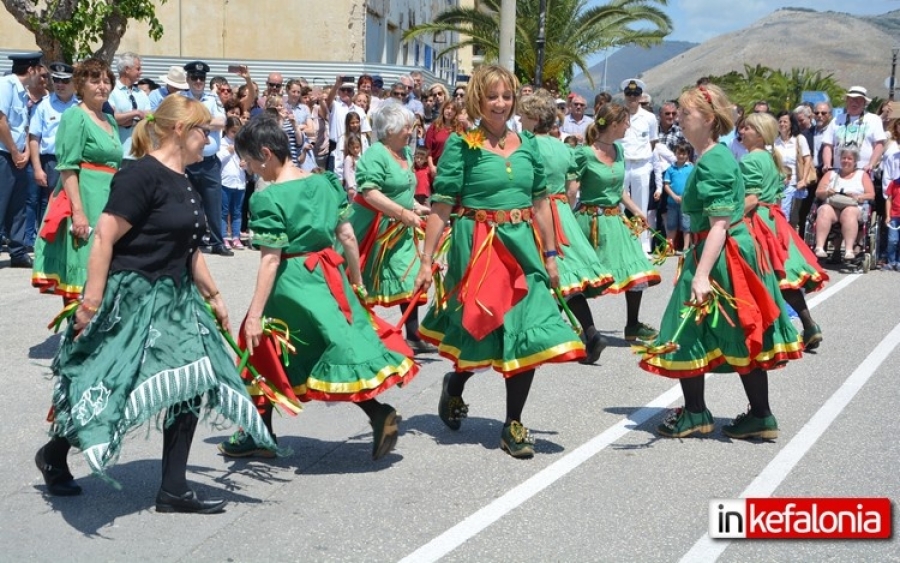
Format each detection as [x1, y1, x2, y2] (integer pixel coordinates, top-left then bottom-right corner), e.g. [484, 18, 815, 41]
[813, 145, 875, 260]
[774, 111, 812, 225]
[218, 116, 247, 249]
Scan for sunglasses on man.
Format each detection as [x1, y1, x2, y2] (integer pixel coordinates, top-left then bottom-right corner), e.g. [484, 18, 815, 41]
[52, 76, 71, 84]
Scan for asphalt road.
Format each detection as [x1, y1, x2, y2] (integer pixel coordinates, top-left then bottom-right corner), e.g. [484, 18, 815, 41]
[0, 249, 896, 563]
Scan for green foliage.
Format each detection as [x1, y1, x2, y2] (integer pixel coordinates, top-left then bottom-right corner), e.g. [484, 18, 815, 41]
[12, 0, 166, 63]
[403, 0, 671, 90]
[702, 64, 846, 112]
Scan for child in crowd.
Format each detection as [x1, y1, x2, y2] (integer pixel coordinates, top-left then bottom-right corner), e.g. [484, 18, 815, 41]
[343, 132, 363, 201]
[334, 111, 368, 183]
[885, 177, 900, 269]
[661, 143, 693, 252]
[413, 146, 432, 206]
[219, 116, 246, 249]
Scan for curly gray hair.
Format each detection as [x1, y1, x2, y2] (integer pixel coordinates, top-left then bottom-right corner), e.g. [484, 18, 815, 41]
[370, 100, 414, 142]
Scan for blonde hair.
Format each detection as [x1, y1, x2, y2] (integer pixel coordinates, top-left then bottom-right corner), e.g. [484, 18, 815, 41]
[678, 84, 734, 140]
[465, 65, 519, 122]
[131, 95, 211, 158]
[518, 92, 557, 134]
[585, 103, 628, 145]
[742, 112, 784, 173]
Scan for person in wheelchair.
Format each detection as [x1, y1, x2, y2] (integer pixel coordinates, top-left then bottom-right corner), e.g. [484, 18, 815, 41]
[813, 145, 875, 260]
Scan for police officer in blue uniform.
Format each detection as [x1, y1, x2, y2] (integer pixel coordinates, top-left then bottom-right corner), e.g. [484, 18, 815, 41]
[28, 62, 77, 250]
[0, 52, 45, 267]
[181, 60, 232, 256]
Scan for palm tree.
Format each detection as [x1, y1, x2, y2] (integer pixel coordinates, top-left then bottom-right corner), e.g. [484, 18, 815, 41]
[706, 65, 845, 112]
[403, 0, 672, 90]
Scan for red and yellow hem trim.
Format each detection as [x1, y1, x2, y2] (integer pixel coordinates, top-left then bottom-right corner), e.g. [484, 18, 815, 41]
[604, 271, 662, 294]
[640, 340, 803, 378]
[246, 357, 418, 402]
[32, 273, 82, 300]
[554, 274, 615, 298]
[778, 271, 827, 293]
[419, 326, 585, 377]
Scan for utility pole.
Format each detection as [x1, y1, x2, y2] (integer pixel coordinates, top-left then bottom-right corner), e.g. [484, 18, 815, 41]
[534, 0, 547, 88]
[890, 47, 899, 102]
[499, 0, 515, 72]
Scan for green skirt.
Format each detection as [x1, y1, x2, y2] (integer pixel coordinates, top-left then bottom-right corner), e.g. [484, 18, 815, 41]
[252, 251, 418, 402]
[754, 205, 828, 292]
[574, 208, 661, 293]
[32, 169, 113, 298]
[349, 204, 423, 307]
[639, 223, 804, 377]
[551, 197, 614, 298]
[48, 271, 276, 481]
[420, 218, 585, 375]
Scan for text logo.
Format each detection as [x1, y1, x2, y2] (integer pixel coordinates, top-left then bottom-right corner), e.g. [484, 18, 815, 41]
[709, 498, 892, 539]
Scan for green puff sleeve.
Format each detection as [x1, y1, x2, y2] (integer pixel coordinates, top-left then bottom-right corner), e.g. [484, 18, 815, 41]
[739, 156, 764, 196]
[355, 143, 387, 192]
[521, 131, 548, 199]
[324, 171, 352, 222]
[565, 145, 578, 181]
[54, 107, 87, 172]
[249, 189, 289, 248]
[572, 146, 589, 181]
[696, 150, 740, 217]
[431, 133, 465, 205]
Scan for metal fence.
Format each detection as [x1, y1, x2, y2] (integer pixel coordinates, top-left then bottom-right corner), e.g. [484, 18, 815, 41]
[0, 49, 454, 89]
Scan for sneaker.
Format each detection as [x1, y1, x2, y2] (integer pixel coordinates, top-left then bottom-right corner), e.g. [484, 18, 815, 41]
[223, 238, 232, 249]
[500, 420, 535, 459]
[579, 332, 608, 365]
[814, 247, 827, 258]
[723, 410, 779, 440]
[370, 403, 400, 460]
[217, 429, 277, 458]
[803, 323, 823, 351]
[406, 338, 438, 355]
[624, 322, 659, 342]
[231, 237, 245, 250]
[657, 407, 714, 438]
[438, 372, 468, 431]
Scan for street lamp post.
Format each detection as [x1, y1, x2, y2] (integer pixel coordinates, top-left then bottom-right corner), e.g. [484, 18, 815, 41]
[890, 47, 899, 101]
[534, 0, 547, 88]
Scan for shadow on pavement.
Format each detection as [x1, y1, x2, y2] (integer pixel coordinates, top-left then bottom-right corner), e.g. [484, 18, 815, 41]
[398, 413, 565, 455]
[29, 332, 62, 360]
[33, 459, 262, 536]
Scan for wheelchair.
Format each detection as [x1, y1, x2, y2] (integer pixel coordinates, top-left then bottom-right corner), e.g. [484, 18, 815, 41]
[804, 198, 879, 273]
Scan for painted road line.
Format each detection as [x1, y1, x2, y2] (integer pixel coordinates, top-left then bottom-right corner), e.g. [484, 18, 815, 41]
[679, 319, 900, 563]
[398, 273, 860, 563]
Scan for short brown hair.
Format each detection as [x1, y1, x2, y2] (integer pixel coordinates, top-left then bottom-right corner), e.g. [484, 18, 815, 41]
[465, 65, 519, 123]
[73, 58, 115, 99]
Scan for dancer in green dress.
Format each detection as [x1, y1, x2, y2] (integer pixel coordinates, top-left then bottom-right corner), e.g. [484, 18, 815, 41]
[34, 95, 275, 514]
[32, 59, 122, 300]
[739, 112, 827, 350]
[638, 85, 803, 440]
[518, 91, 614, 364]
[218, 116, 418, 461]
[572, 103, 661, 343]
[413, 66, 585, 459]
[349, 101, 435, 355]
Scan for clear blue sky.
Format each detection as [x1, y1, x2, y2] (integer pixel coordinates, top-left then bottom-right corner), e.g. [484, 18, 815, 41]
[585, 0, 900, 65]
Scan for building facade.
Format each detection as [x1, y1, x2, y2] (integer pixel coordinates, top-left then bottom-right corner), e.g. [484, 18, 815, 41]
[0, 1, 465, 84]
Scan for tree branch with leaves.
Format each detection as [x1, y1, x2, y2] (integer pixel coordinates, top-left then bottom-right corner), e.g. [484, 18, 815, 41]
[2, 0, 166, 63]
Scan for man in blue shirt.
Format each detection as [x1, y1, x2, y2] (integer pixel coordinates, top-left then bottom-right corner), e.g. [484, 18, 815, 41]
[27, 62, 77, 248]
[0, 52, 45, 267]
[108, 52, 151, 165]
[149, 66, 188, 111]
[181, 60, 232, 256]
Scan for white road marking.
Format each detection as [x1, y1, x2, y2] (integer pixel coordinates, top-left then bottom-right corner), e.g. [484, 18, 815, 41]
[679, 318, 900, 563]
[399, 274, 862, 563]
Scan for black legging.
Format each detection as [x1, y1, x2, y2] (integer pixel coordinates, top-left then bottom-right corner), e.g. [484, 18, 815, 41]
[566, 294, 597, 339]
[679, 369, 770, 418]
[399, 303, 422, 341]
[446, 369, 535, 424]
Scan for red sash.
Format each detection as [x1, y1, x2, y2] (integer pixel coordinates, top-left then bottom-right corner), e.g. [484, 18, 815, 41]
[457, 220, 528, 340]
[547, 194, 570, 256]
[761, 202, 829, 280]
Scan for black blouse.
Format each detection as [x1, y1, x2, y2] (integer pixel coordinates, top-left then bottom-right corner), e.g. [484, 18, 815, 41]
[104, 155, 207, 283]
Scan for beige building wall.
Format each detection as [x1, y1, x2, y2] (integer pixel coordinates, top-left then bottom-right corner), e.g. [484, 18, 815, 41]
[0, 0, 367, 61]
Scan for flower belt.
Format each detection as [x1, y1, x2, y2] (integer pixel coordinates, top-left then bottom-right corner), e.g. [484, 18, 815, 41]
[578, 204, 620, 216]
[460, 207, 533, 225]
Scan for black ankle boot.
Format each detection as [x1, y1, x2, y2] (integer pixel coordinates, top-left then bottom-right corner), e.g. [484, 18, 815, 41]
[35, 446, 82, 496]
